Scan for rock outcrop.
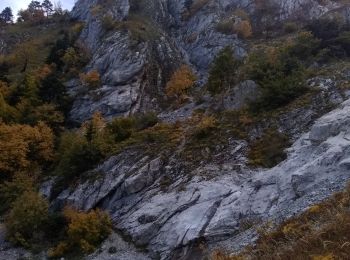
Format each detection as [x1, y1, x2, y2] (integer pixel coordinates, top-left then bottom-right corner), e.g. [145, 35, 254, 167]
[47, 0, 350, 259]
[69, 0, 340, 123]
[55, 97, 350, 259]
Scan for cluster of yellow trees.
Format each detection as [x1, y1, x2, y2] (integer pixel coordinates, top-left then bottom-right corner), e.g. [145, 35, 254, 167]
[0, 17, 112, 257]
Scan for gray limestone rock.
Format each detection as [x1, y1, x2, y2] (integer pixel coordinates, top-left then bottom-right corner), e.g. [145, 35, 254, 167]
[55, 98, 350, 259]
[69, 0, 340, 123]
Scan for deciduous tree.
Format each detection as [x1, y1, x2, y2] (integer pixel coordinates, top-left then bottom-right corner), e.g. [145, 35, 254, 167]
[165, 65, 196, 102]
[0, 122, 54, 177]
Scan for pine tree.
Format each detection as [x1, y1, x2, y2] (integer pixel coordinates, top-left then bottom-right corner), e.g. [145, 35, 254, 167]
[0, 7, 14, 24]
[165, 65, 196, 102]
[207, 47, 240, 95]
[28, 1, 42, 12]
[42, 0, 53, 17]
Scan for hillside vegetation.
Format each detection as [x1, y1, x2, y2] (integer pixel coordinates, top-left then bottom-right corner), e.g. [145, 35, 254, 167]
[1, 0, 350, 259]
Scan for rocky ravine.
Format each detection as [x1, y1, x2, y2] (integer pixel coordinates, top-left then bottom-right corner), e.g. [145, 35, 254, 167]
[51, 98, 350, 259]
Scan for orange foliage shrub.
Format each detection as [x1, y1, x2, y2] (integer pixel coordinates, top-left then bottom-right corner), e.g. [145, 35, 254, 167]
[193, 116, 218, 139]
[165, 65, 196, 102]
[0, 122, 54, 176]
[80, 70, 101, 89]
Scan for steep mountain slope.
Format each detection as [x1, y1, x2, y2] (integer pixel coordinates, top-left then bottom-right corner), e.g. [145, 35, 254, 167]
[68, 0, 340, 123]
[54, 94, 350, 259]
[37, 0, 350, 259]
[3, 0, 350, 259]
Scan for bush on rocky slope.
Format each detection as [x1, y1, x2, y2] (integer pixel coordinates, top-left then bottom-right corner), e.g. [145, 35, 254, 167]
[0, 172, 36, 213]
[0, 122, 54, 178]
[48, 207, 112, 257]
[5, 191, 49, 248]
[244, 38, 308, 111]
[207, 47, 240, 95]
[166, 65, 197, 104]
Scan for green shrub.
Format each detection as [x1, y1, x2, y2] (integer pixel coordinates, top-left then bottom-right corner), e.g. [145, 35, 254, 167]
[207, 46, 240, 95]
[334, 31, 350, 56]
[54, 131, 105, 181]
[286, 32, 320, 61]
[107, 117, 137, 142]
[248, 129, 290, 168]
[107, 112, 158, 142]
[306, 15, 346, 42]
[0, 172, 35, 213]
[305, 15, 350, 57]
[245, 44, 307, 110]
[101, 15, 116, 31]
[5, 191, 49, 248]
[134, 112, 158, 130]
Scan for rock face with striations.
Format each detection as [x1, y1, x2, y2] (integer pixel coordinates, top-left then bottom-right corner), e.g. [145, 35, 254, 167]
[55, 97, 350, 259]
[52, 0, 350, 259]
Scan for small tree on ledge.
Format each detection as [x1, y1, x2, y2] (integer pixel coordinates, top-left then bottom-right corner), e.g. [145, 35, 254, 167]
[166, 65, 197, 103]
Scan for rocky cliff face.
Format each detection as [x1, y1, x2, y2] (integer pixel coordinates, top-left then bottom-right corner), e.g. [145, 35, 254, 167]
[54, 64, 350, 260]
[54, 93, 350, 259]
[69, 0, 340, 123]
[46, 0, 350, 259]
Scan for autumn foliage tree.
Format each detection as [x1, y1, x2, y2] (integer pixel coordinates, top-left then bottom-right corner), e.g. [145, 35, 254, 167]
[80, 70, 101, 89]
[0, 122, 54, 177]
[165, 65, 196, 103]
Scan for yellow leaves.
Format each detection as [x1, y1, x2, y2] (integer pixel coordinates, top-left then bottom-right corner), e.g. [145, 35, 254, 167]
[0, 121, 54, 176]
[166, 65, 196, 103]
[62, 47, 79, 68]
[48, 241, 69, 258]
[80, 70, 101, 89]
[311, 253, 335, 260]
[282, 222, 301, 236]
[308, 205, 322, 214]
[9, 39, 42, 72]
[82, 112, 106, 141]
[192, 115, 218, 139]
